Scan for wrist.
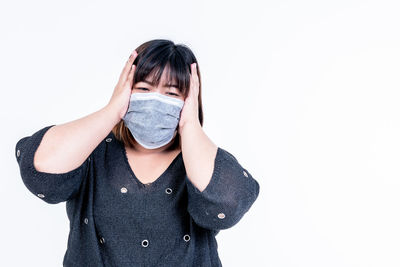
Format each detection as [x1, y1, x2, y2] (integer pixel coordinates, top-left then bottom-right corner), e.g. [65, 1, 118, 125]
[103, 104, 123, 126]
[179, 120, 201, 134]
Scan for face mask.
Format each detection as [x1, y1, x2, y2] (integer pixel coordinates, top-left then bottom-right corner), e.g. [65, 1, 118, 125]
[122, 92, 184, 149]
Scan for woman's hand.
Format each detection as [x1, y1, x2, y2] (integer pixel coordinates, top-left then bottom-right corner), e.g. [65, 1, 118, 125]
[178, 63, 200, 134]
[107, 50, 138, 120]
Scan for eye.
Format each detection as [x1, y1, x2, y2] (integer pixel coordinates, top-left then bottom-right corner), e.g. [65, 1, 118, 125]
[167, 92, 179, 96]
[138, 87, 149, 91]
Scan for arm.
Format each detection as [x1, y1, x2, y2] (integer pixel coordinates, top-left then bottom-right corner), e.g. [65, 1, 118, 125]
[15, 104, 121, 204]
[179, 63, 260, 231]
[15, 50, 138, 204]
[180, 122, 260, 231]
[33, 105, 120, 174]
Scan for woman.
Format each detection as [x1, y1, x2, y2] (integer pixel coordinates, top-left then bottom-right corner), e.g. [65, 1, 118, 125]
[15, 39, 260, 266]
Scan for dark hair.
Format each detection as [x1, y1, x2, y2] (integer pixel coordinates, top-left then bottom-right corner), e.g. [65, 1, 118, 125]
[112, 39, 204, 151]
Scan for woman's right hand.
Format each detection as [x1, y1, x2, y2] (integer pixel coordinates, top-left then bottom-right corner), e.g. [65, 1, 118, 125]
[107, 50, 138, 120]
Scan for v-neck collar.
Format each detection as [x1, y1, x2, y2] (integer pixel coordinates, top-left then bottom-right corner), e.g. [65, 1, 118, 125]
[117, 139, 183, 188]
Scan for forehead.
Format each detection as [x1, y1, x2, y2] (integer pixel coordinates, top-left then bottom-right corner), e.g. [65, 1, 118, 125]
[140, 66, 178, 86]
[159, 67, 176, 81]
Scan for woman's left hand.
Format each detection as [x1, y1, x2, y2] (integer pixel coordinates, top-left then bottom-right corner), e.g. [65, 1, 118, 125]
[178, 63, 200, 134]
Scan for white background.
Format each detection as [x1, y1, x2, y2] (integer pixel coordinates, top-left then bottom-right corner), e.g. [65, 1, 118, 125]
[1, 0, 400, 266]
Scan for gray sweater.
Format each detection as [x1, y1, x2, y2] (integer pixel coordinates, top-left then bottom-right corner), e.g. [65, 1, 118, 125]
[15, 125, 260, 266]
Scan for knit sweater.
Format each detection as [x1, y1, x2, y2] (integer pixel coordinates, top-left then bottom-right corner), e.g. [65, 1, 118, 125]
[15, 125, 260, 267]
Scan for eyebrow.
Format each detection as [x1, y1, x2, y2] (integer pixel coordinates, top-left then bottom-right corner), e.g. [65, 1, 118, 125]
[142, 80, 179, 89]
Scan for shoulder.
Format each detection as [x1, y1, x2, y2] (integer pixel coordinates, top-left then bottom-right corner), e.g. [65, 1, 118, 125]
[90, 130, 120, 160]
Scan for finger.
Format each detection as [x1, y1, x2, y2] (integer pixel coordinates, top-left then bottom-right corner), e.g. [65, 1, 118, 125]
[127, 64, 136, 88]
[191, 63, 198, 79]
[191, 63, 199, 86]
[120, 50, 138, 80]
[190, 63, 195, 76]
[187, 63, 197, 95]
[119, 50, 138, 84]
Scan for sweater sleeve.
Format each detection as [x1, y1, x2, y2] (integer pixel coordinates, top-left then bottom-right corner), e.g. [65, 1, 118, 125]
[15, 125, 89, 204]
[185, 146, 260, 231]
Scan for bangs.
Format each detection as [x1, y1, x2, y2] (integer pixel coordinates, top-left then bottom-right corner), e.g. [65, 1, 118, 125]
[132, 47, 191, 97]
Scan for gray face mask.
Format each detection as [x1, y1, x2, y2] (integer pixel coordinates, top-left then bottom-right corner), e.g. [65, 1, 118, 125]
[122, 92, 184, 149]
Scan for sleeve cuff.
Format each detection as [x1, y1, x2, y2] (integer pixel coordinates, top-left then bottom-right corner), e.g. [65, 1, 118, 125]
[185, 147, 260, 230]
[15, 125, 89, 204]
